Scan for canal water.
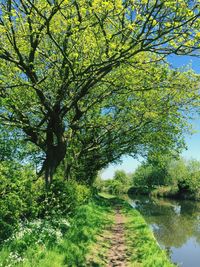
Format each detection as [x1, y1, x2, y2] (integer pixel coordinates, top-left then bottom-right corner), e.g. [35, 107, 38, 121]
[129, 195, 200, 267]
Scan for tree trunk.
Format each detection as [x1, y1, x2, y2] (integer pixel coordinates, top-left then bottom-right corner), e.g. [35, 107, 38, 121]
[43, 142, 66, 188]
[43, 119, 66, 188]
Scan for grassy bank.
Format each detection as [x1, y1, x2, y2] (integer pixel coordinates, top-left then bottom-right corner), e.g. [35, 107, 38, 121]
[0, 195, 174, 267]
[95, 196, 175, 267]
[121, 200, 175, 267]
[150, 186, 200, 201]
[0, 198, 113, 267]
[128, 185, 200, 201]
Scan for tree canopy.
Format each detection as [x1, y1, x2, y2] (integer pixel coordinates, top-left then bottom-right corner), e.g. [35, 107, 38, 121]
[0, 0, 200, 186]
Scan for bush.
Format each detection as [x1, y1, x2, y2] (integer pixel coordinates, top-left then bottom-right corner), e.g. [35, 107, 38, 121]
[0, 162, 41, 243]
[6, 217, 70, 252]
[0, 161, 91, 243]
[150, 186, 179, 198]
[38, 180, 92, 218]
[0, 216, 70, 266]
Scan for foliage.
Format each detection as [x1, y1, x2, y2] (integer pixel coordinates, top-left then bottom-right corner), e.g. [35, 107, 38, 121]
[113, 170, 131, 184]
[0, 199, 113, 267]
[168, 159, 200, 198]
[132, 164, 155, 189]
[38, 180, 92, 218]
[150, 186, 179, 198]
[96, 170, 131, 195]
[131, 157, 200, 200]
[0, 126, 21, 161]
[0, 125, 43, 166]
[106, 179, 126, 195]
[4, 217, 70, 255]
[0, 0, 199, 185]
[0, 162, 41, 242]
[0, 161, 91, 243]
[93, 174, 105, 192]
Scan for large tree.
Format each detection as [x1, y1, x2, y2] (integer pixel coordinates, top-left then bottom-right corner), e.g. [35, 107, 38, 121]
[61, 60, 199, 184]
[0, 0, 199, 186]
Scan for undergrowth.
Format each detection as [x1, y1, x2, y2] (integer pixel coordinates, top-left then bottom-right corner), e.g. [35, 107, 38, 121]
[0, 198, 113, 267]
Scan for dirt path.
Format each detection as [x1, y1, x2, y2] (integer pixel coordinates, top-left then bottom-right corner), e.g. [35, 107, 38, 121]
[86, 205, 129, 267]
[107, 206, 128, 267]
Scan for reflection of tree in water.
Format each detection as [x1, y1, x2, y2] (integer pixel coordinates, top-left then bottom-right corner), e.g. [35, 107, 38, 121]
[130, 195, 200, 248]
[180, 200, 200, 215]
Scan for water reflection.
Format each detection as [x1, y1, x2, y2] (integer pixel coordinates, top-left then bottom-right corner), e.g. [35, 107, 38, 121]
[129, 195, 200, 267]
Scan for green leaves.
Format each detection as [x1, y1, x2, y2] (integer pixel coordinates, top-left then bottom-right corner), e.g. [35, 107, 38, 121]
[132, 156, 200, 200]
[0, 0, 199, 184]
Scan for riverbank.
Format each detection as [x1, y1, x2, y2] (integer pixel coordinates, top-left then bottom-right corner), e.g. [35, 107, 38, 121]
[0, 195, 174, 266]
[128, 185, 200, 201]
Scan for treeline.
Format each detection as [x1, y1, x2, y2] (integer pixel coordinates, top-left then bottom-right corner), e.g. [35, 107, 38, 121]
[131, 157, 200, 200]
[95, 170, 132, 195]
[98, 157, 200, 201]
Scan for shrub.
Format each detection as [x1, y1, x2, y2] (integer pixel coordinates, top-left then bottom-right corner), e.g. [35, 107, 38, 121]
[0, 161, 91, 243]
[0, 162, 40, 243]
[150, 186, 179, 198]
[38, 180, 92, 218]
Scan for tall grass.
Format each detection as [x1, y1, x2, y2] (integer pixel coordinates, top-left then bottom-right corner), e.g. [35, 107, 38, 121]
[0, 199, 113, 267]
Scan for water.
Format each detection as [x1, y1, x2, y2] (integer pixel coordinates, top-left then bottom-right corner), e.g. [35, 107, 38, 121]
[129, 195, 200, 267]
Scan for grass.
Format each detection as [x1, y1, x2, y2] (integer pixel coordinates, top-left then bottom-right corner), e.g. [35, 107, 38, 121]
[0, 195, 175, 267]
[98, 196, 175, 267]
[0, 199, 113, 267]
[120, 201, 175, 267]
[98, 192, 116, 199]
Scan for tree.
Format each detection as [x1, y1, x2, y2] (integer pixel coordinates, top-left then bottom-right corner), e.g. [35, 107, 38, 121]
[168, 158, 200, 194]
[114, 170, 128, 183]
[168, 158, 188, 185]
[0, 0, 199, 186]
[61, 62, 199, 184]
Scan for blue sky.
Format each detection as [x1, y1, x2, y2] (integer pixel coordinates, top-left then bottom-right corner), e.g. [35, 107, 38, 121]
[101, 55, 200, 179]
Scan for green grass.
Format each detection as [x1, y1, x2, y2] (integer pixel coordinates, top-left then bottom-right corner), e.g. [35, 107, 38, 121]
[0, 199, 113, 267]
[0, 195, 175, 267]
[98, 192, 116, 199]
[121, 202, 175, 267]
